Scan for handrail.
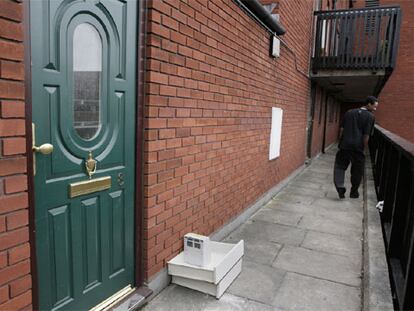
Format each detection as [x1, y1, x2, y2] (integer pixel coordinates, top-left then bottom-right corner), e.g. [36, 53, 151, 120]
[315, 5, 400, 15]
[312, 6, 401, 72]
[369, 125, 414, 310]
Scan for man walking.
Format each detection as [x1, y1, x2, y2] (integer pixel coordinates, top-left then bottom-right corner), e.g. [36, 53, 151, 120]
[334, 96, 378, 199]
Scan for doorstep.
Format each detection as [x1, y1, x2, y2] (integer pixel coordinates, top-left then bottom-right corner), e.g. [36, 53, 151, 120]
[90, 286, 152, 311]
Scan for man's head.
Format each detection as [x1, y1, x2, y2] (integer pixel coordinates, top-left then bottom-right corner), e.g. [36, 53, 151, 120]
[365, 96, 378, 112]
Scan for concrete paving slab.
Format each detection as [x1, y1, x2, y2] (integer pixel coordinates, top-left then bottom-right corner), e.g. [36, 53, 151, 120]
[320, 183, 336, 191]
[204, 294, 275, 311]
[301, 230, 362, 262]
[273, 192, 316, 205]
[244, 240, 282, 266]
[272, 245, 361, 286]
[283, 186, 328, 198]
[301, 204, 363, 223]
[223, 234, 282, 266]
[226, 220, 306, 246]
[293, 175, 332, 184]
[273, 272, 360, 311]
[299, 171, 331, 179]
[252, 208, 303, 227]
[312, 197, 362, 210]
[306, 167, 333, 174]
[268, 201, 313, 215]
[227, 260, 286, 306]
[298, 214, 362, 238]
[287, 180, 323, 190]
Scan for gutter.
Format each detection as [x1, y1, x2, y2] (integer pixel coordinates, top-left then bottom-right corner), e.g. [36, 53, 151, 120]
[235, 0, 286, 35]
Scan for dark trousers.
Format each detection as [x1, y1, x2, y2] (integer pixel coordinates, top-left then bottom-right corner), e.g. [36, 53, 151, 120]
[333, 149, 365, 191]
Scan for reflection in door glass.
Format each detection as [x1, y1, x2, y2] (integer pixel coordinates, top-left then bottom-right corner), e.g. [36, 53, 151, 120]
[73, 23, 102, 140]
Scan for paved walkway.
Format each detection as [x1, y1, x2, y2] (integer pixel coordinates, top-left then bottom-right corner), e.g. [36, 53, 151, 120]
[142, 148, 364, 311]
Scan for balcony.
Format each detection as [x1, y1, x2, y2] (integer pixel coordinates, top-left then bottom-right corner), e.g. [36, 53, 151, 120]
[311, 6, 401, 103]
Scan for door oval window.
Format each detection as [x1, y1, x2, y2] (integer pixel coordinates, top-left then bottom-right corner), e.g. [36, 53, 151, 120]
[73, 23, 102, 140]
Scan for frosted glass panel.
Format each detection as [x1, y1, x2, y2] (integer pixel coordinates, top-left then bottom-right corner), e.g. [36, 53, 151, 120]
[73, 23, 102, 140]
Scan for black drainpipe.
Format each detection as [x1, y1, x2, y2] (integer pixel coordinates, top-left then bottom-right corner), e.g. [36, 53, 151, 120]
[307, 82, 317, 159]
[235, 0, 286, 35]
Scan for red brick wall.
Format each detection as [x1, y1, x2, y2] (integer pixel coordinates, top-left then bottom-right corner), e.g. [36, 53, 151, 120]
[351, 1, 414, 143]
[0, 1, 32, 310]
[319, 0, 351, 10]
[376, 0, 414, 143]
[143, 0, 314, 279]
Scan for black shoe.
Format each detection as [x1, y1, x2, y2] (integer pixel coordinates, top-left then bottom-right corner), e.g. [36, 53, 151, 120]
[336, 187, 346, 199]
[350, 189, 359, 198]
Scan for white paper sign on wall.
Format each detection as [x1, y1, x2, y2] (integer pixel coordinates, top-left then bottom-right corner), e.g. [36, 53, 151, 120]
[269, 107, 283, 160]
[271, 36, 280, 58]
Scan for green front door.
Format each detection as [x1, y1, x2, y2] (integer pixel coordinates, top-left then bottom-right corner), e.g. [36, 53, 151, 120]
[30, 1, 137, 310]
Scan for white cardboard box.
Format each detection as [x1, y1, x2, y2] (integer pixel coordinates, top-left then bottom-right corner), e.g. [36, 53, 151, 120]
[168, 240, 244, 284]
[172, 258, 242, 298]
[168, 240, 244, 298]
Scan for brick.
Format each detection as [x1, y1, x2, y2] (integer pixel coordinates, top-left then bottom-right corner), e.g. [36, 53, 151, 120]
[149, 23, 170, 39]
[0, 157, 27, 176]
[4, 175, 27, 194]
[146, 118, 166, 129]
[0, 285, 8, 304]
[6, 209, 28, 230]
[149, 0, 171, 15]
[0, 214, 5, 232]
[176, 128, 190, 138]
[0, 119, 25, 136]
[0, 40, 23, 62]
[155, 246, 172, 263]
[0, 290, 31, 311]
[0, 260, 30, 286]
[159, 85, 176, 96]
[0, 80, 24, 99]
[0, 1, 22, 22]
[0, 252, 7, 268]
[158, 149, 175, 161]
[157, 190, 174, 204]
[147, 140, 166, 152]
[0, 60, 24, 80]
[0, 101, 25, 118]
[158, 129, 175, 139]
[2, 137, 26, 155]
[9, 275, 31, 298]
[145, 222, 165, 239]
[20, 303, 33, 311]
[0, 228, 28, 251]
[8, 243, 30, 265]
[0, 19, 23, 42]
[0, 192, 28, 214]
[162, 15, 179, 31]
[148, 71, 169, 85]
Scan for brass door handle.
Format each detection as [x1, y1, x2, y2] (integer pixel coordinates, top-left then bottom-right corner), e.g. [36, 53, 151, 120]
[32, 123, 53, 176]
[32, 143, 54, 154]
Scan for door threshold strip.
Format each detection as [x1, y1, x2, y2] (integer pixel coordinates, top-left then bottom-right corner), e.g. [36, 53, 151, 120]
[90, 285, 135, 311]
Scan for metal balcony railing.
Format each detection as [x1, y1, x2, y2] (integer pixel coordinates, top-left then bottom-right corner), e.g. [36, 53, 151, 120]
[313, 6, 401, 72]
[369, 126, 414, 310]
